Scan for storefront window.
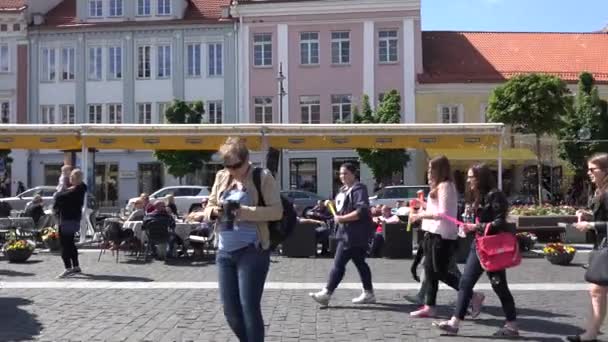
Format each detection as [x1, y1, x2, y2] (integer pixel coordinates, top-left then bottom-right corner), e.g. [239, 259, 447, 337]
[44, 164, 62, 187]
[184, 163, 223, 187]
[95, 163, 119, 206]
[289, 158, 317, 193]
[138, 163, 163, 195]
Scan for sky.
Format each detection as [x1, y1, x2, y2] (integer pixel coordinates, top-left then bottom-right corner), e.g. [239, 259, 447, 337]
[422, 0, 608, 32]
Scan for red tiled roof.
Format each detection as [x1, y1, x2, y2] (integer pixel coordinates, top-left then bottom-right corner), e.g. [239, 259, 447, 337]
[0, 0, 26, 11]
[40, 0, 231, 29]
[420, 31, 608, 84]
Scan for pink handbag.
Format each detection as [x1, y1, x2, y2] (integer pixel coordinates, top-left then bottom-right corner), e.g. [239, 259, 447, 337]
[475, 223, 521, 272]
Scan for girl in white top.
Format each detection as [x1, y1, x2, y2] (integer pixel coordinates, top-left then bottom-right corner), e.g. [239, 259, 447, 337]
[409, 155, 472, 318]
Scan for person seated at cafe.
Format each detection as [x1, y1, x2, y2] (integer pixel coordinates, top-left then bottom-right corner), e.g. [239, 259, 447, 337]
[24, 195, 45, 225]
[306, 200, 332, 221]
[125, 198, 146, 222]
[0, 200, 12, 218]
[142, 201, 177, 258]
[297, 216, 331, 256]
[185, 198, 209, 223]
[165, 194, 179, 218]
[370, 205, 401, 257]
[393, 200, 408, 216]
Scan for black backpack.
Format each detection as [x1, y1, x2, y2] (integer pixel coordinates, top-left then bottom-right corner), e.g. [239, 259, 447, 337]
[252, 167, 297, 250]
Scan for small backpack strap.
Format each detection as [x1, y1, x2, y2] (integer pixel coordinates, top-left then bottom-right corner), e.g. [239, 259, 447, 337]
[253, 167, 266, 207]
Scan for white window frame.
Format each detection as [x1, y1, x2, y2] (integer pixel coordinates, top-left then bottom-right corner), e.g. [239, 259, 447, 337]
[108, 104, 123, 124]
[331, 31, 350, 65]
[157, 0, 171, 15]
[109, 0, 123, 17]
[59, 104, 75, 124]
[208, 43, 222, 76]
[40, 105, 56, 124]
[300, 96, 320, 124]
[0, 44, 9, 73]
[253, 33, 272, 67]
[157, 45, 171, 78]
[60, 47, 75, 81]
[41, 47, 56, 82]
[158, 102, 170, 123]
[89, 0, 103, 17]
[480, 103, 488, 123]
[300, 32, 319, 65]
[438, 104, 463, 124]
[137, 103, 153, 124]
[108, 46, 122, 80]
[331, 94, 352, 123]
[88, 104, 103, 123]
[137, 45, 151, 79]
[378, 30, 398, 63]
[254, 97, 273, 124]
[207, 101, 223, 124]
[0, 100, 11, 124]
[88, 46, 103, 81]
[186, 43, 201, 77]
[137, 0, 151, 16]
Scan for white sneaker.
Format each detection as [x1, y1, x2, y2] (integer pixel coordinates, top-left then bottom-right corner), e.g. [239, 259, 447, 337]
[352, 290, 376, 304]
[309, 289, 331, 307]
[56, 269, 73, 279]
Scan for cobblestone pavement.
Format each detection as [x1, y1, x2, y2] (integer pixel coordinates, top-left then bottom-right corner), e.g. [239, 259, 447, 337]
[0, 250, 601, 342]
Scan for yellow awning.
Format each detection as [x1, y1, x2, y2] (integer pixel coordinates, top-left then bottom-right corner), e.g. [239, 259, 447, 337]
[426, 148, 537, 162]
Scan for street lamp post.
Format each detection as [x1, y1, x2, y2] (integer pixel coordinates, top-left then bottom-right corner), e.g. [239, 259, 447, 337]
[277, 62, 286, 189]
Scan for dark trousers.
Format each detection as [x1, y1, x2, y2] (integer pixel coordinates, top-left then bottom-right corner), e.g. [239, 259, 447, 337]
[455, 245, 517, 321]
[315, 226, 331, 253]
[326, 241, 373, 293]
[370, 232, 385, 257]
[59, 228, 79, 269]
[423, 233, 460, 306]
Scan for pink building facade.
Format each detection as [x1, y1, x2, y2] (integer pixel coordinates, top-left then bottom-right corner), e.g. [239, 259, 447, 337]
[233, 0, 423, 197]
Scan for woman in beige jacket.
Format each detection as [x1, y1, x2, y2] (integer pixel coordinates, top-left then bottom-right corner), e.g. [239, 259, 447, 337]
[203, 137, 282, 342]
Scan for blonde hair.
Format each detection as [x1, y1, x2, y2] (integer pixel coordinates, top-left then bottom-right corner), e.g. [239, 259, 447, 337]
[589, 153, 608, 195]
[70, 168, 83, 184]
[219, 137, 249, 164]
[61, 164, 73, 173]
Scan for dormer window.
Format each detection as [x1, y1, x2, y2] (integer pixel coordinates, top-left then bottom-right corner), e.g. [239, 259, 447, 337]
[89, 0, 103, 17]
[109, 0, 123, 17]
[157, 0, 171, 16]
[137, 0, 151, 16]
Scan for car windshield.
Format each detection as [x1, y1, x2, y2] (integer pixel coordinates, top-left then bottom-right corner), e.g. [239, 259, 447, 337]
[375, 186, 429, 199]
[19, 189, 39, 197]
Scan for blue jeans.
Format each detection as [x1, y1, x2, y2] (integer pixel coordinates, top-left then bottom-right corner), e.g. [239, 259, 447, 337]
[217, 245, 270, 342]
[326, 241, 373, 293]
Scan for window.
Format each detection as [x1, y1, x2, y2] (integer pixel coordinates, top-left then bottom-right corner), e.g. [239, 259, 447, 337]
[1, 101, 9, 124]
[253, 33, 272, 67]
[137, 45, 151, 79]
[58, 105, 75, 124]
[41, 48, 56, 81]
[254, 97, 273, 124]
[13, 24, 20, 31]
[0, 45, 8, 73]
[186, 43, 201, 77]
[207, 101, 223, 124]
[137, 0, 151, 15]
[331, 95, 352, 123]
[331, 31, 350, 65]
[88, 47, 102, 80]
[300, 32, 319, 65]
[40, 105, 55, 124]
[300, 96, 320, 124]
[0, 25, 6, 32]
[208, 43, 222, 76]
[157, 45, 171, 78]
[108, 104, 122, 124]
[378, 30, 398, 63]
[61, 47, 75, 81]
[290, 158, 318, 193]
[157, 0, 171, 15]
[108, 46, 122, 79]
[138, 103, 152, 124]
[88, 104, 102, 123]
[89, 0, 103, 17]
[109, 0, 123, 17]
[480, 103, 488, 123]
[440, 105, 461, 123]
[158, 102, 170, 123]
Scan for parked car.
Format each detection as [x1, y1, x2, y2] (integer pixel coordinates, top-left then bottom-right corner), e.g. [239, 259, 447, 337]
[0, 186, 57, 211]
[125, 186, 210, 215]
[281, 190, 325, 216]
[369, 185, 431, 209]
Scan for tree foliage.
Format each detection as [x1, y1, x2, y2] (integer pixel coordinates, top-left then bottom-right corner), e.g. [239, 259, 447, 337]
[354, 90, 410, 185]
[153, 100, 214, 183]
[487, 73, 572, 203]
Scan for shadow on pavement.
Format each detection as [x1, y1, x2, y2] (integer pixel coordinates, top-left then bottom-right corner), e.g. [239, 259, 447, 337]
[163, 258, 215, 267]
[457, 334, 565, 342]
[483, 305, 573, 318]
[0, 270, 35, 277]
[325, 302, 426, 313]
[475, 317, 584, 337]
[70, 273, 153, 282]
[0, 297, 41, 342]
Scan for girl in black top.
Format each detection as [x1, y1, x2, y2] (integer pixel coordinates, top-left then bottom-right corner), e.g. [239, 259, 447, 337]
[567, 153, 608, 342]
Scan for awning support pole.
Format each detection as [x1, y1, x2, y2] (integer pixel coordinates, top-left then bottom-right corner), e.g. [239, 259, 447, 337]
[80, 142, 89, 243]
[261, 129, 268, 169]
[498, 129, 504, 190]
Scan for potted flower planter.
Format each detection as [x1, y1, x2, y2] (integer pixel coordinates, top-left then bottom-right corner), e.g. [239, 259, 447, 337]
[4, 248, 33, 263]
[543, 243, 576, 265]
[44, 238, 61, 252]
[546, 252, 575, 265]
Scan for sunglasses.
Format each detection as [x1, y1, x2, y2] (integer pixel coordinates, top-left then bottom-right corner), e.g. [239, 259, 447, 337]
[224, 160, 245, 169]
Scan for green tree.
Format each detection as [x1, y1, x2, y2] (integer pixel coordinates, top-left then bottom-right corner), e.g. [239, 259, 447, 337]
[354, 91, 410, 185]
[558, 72, 608, 202]
[154, 100, 214, 184]
[487, 73, 572, 204]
